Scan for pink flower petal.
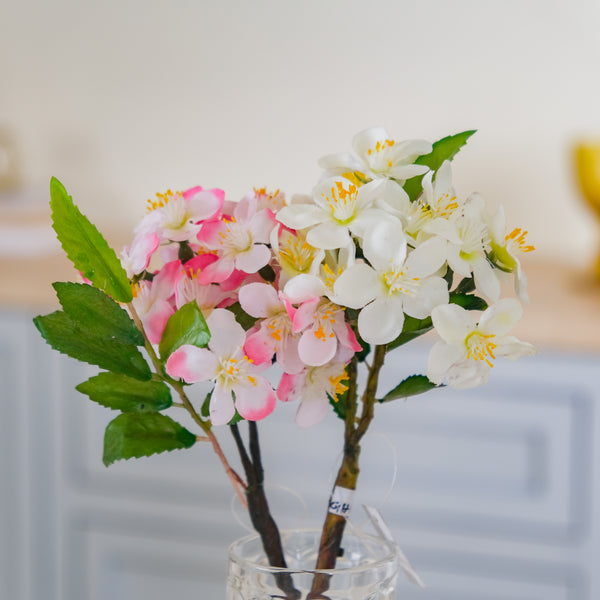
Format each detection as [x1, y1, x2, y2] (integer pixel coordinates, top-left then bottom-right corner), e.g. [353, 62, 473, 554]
[244, 329, 276, 365]
[165, 345, 218, 383]
[276, 372, 304, 403]
[239, 282, 281, 318]
[298, 328, 337, 366]
[234, 378, 277, 421]
[234, 244, 271, 274]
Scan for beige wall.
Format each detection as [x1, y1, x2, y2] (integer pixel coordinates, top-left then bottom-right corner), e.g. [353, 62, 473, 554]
[2, 0, 600, 265]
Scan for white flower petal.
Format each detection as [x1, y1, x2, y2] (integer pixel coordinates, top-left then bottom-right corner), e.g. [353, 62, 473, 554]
[362, 219, 407, 270]
[478, 298, 523, 336]
[357, 298, 404, 345]
[431, 303, 475, 343]
[495, 336, 537, 360]
[209, 384, 236, 425]
[403, 277, 449, 319]
[333, 264, 379, 309]
[405, 237, 447, 277]
[472, 258, 500, 301]
[277, 204, 325, 229]
[426, 340, 466, 385]
[206, 309, 246, 357]
[306, 222, 351, 250]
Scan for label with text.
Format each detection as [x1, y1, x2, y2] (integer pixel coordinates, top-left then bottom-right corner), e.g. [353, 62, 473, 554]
[327, 486, 355, 517]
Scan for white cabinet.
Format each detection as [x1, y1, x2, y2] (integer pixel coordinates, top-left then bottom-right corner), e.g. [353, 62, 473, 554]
[2, 309, 599, 599]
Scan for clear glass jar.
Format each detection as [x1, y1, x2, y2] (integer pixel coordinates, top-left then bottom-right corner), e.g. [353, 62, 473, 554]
[226, 528, 399, 600]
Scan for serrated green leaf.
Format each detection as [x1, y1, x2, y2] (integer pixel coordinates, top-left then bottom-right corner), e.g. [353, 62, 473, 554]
[49, 177, 132, 302]
[103, 412, 196, 466]
[226, 301, 258, 331]
[403, 130, 477, 201]
[33, 311, 151, 379]
[53, 281, 144, 345]
[76, 373, 172, 412]
[159, 301, 210, 360]
[329, 391, 348, 421]
[380, 374, 441, 403]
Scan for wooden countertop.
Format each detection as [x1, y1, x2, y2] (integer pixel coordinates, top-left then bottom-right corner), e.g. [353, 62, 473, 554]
[1, 207, 600, 353]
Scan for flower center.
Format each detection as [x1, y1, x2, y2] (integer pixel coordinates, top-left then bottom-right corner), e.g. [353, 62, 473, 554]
[219, 218, 253, 253]
[278, 230, 319, 273]
[328, 371, 349, 401]
[146, 189, 181, 212]
[505, 228, 535, 254]
[322, 180, 358, 224]
[312, 302, 341, 341]
[217, 355, 256, 388]
[465, 331, 497, 367]
[382, 266, 420, 296]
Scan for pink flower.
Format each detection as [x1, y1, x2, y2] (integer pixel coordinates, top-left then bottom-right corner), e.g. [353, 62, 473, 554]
[277, 348, 352, 427]
[132, 260, 181, 344]
[135, 187, 224, 244]
[165, 309, 277, 425]
[238, 282, 303, 374]
[291, 297, 361, 367]
[196, 194, 274, 283]
[121, 232, 160, 278]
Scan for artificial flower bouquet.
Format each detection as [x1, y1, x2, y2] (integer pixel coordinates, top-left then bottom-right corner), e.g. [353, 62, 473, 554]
[34, 127, 535, 598]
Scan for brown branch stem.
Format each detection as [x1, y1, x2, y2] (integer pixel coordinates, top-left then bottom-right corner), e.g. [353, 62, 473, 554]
[308, 345, 387, 599]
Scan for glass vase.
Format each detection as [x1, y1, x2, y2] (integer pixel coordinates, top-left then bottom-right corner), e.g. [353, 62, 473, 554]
[226, 528, 400, 600]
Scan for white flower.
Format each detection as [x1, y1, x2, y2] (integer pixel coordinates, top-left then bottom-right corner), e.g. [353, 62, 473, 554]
[408, 161, 464, 242]
[442, 193, 501, 301]
[487, 205, 535, 303]
[334, 219, 449, 345]
[276, 177, 389, 250]
[427, 299, 536, 389]
[319, 126, 432, 183]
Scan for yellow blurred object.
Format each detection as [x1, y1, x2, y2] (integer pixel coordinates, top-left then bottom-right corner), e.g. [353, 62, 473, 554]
[574, 141, 600, 280]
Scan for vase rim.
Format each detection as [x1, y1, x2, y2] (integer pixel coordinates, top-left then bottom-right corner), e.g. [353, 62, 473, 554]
[228, 527, 400, 576]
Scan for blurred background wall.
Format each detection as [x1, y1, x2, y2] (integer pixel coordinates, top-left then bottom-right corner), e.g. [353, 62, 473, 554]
[2, 0, 600, 265]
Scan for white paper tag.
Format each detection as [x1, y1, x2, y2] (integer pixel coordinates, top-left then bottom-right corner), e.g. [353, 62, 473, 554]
[362, 504, 426, 588]
[327, 486, 354, 517]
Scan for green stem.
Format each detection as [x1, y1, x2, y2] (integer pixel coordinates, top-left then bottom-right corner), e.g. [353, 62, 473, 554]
[126, 301, 248, 507]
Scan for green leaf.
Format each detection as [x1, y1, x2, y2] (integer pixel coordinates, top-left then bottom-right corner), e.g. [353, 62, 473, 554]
[53, 281, 144, 346]
[33, 282, 151, 379]
[103, 412, 196, 466]
[380, 374, 441, 403]
[329, 390, 348, 421]
[403, 130, 477, 202]
[34, 310, 151, 379]
[386, 315, 433, 351]
[158, 301, 210, 360]
[76, 373, 172, 412]
[449, 292, 488, 312]
[226, 301, 258, 331]
[49, 177, 133, 302]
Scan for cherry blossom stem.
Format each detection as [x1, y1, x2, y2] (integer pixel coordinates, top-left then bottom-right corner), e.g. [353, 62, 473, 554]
[309, 345, 387, 599]
[126, 301, 248, 508]
[231, 422, 300, 600]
